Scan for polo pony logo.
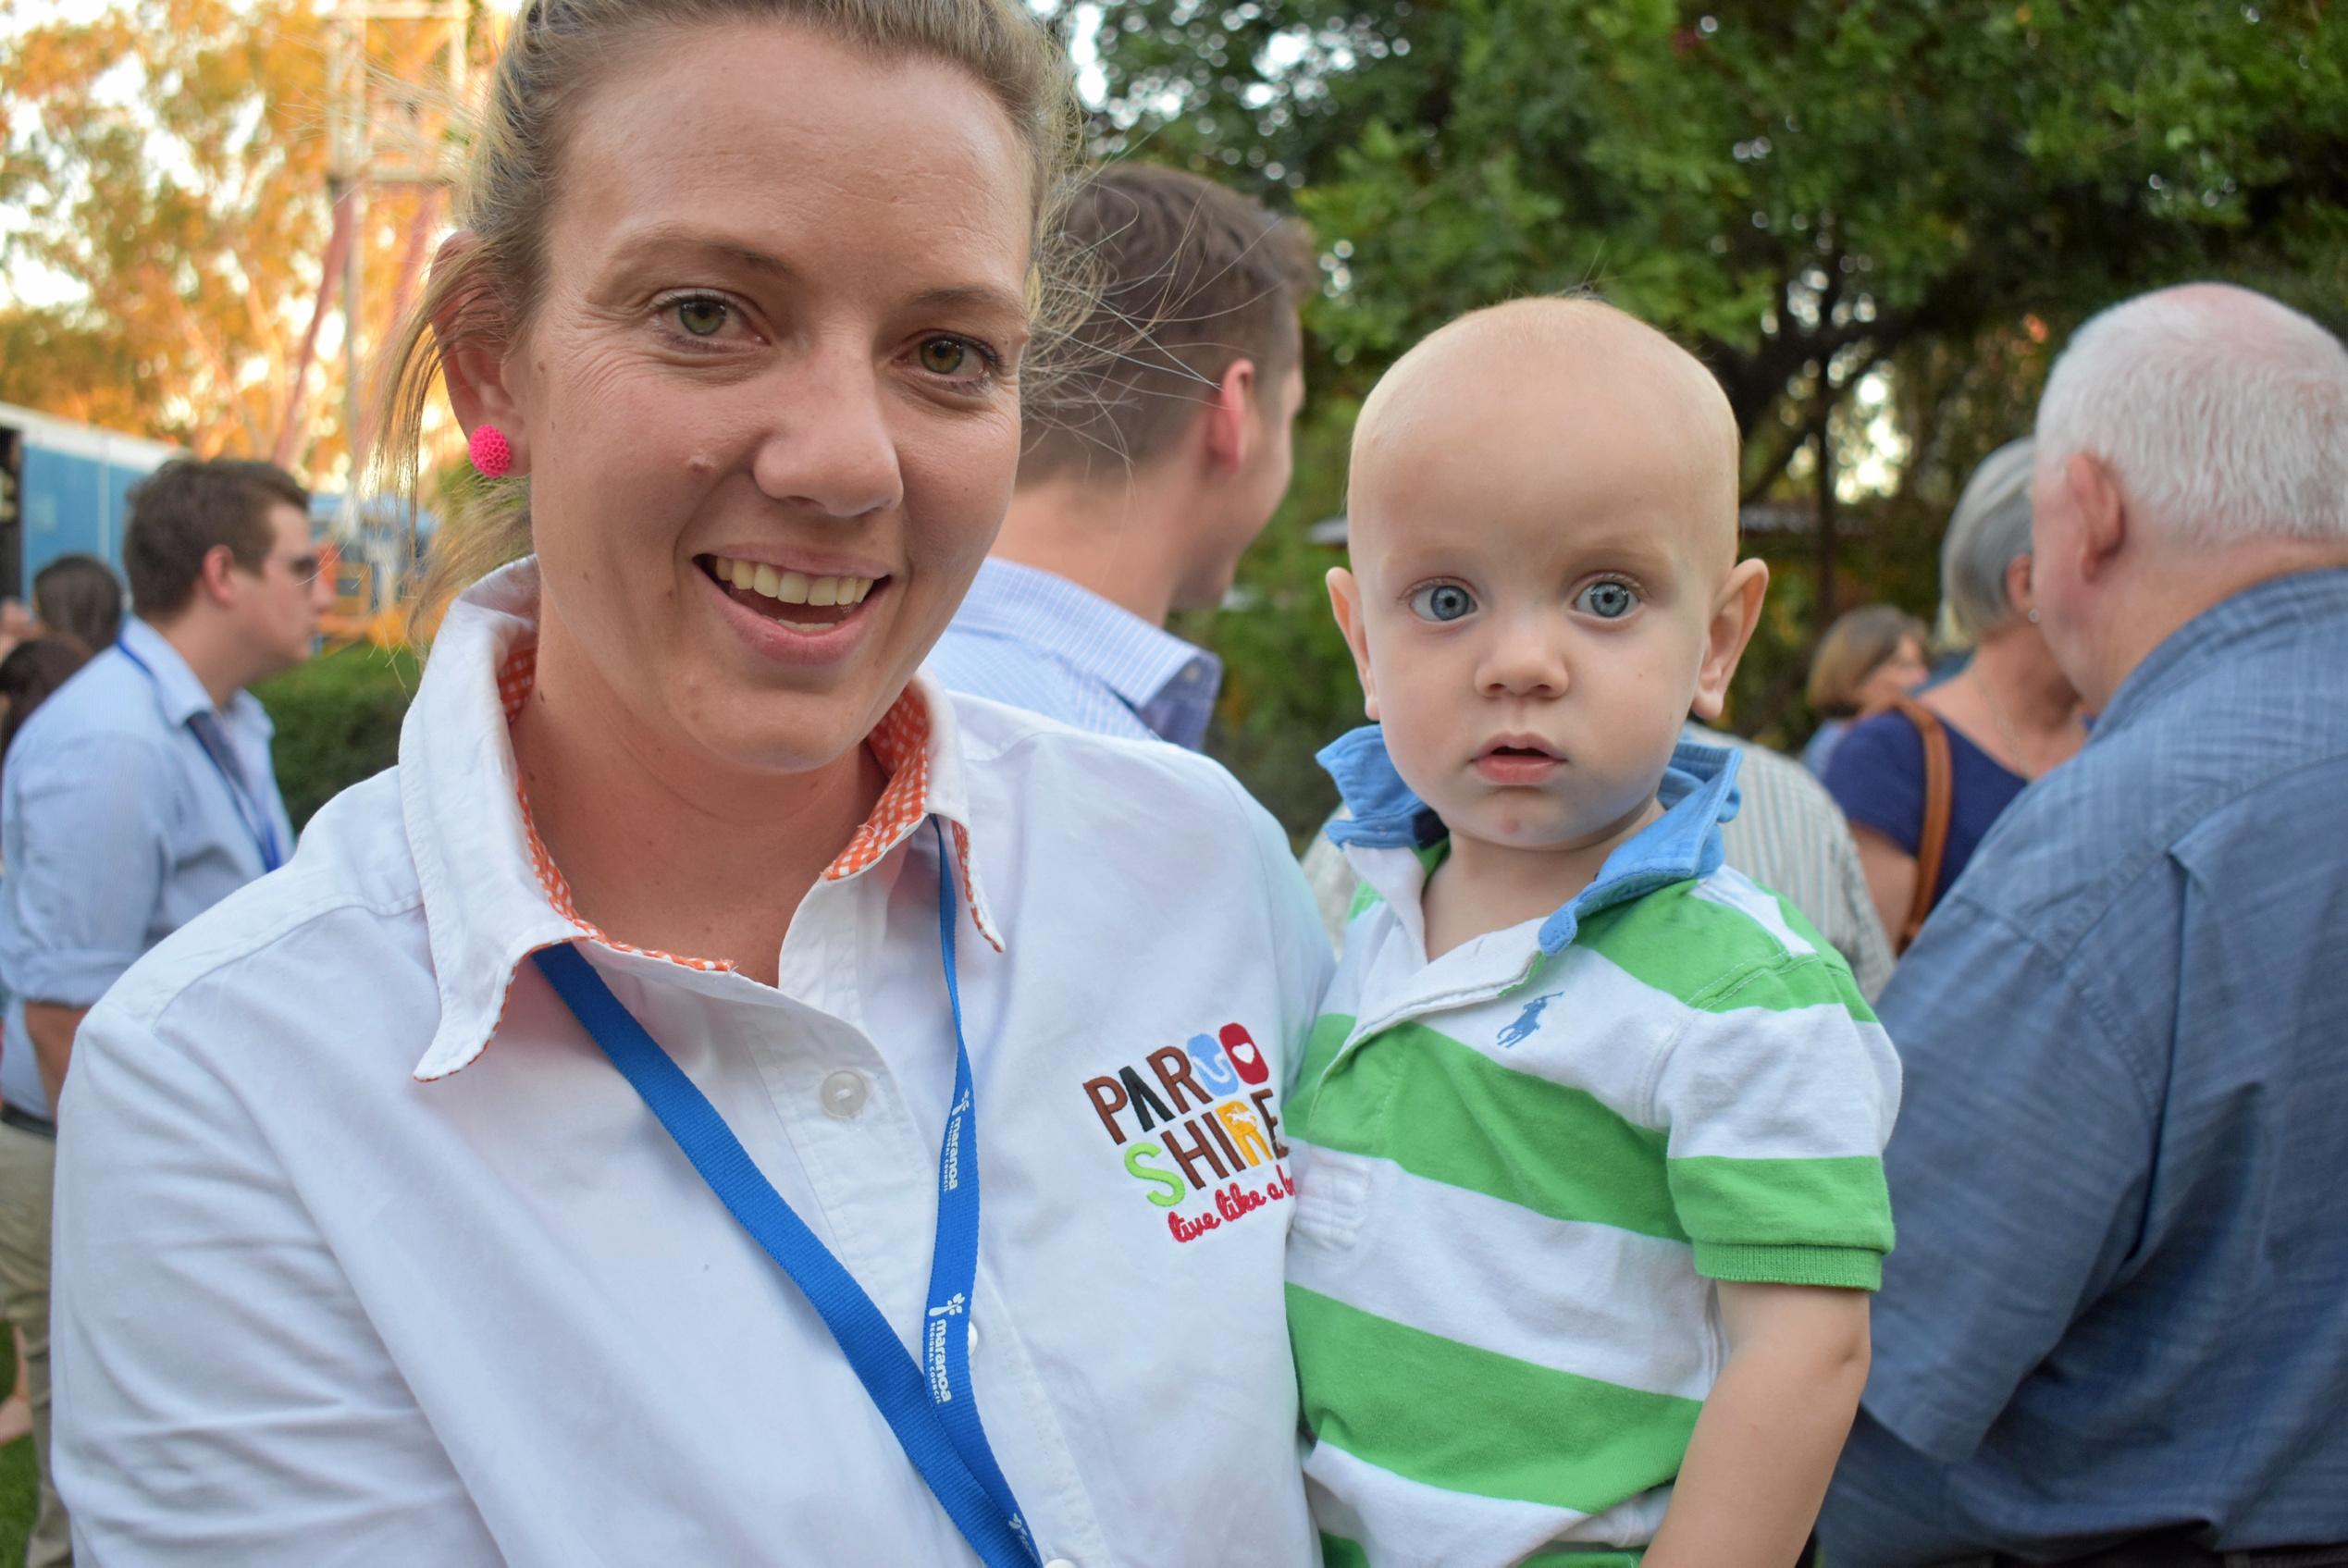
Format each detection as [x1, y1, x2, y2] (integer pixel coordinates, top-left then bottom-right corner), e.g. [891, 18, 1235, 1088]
[1497, 992, 1563, 1048]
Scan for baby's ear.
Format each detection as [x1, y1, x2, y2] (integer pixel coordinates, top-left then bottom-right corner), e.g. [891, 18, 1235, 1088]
[1691, 559, 1768, 722]
[1325, 566, 1380, 722]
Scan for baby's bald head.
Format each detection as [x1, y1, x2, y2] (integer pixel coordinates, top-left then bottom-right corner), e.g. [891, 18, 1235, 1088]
[1348, 297, 1743, 578]
[1325, 297, 1772, 856]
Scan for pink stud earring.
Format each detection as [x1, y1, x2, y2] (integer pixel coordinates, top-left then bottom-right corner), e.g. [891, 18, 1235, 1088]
[469, 425, 513, 479]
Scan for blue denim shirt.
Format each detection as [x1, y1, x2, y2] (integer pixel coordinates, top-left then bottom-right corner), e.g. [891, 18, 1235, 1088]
[924, 559, 1222, 748]
[1820, 568, 2348, 1563]
[0, 618, 291, 1117]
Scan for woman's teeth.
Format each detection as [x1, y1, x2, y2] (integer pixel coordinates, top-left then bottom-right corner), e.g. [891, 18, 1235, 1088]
[708, 556, 875, 609]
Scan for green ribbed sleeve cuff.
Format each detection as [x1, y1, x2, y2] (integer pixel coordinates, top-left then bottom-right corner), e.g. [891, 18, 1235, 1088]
[1692, 1241, 1884, 1290]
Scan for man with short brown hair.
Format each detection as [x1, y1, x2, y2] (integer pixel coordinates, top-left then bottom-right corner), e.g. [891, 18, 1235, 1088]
[0, 456, 327, 1568]
[927, 163, 1315, 746]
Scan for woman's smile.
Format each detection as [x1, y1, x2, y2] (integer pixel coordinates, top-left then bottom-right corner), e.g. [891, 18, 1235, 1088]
[695, 551, 896, 663]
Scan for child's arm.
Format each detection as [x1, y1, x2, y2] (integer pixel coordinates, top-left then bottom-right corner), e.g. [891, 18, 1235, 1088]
[1642, 1282, 1872, 1568]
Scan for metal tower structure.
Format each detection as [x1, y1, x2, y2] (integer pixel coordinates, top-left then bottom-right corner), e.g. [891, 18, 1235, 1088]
[280, 0, 469, 607]
[280, 0, 467, 467]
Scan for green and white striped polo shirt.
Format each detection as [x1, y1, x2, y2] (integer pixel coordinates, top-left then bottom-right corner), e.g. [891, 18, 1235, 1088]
[1289, 730, 1899, 1567]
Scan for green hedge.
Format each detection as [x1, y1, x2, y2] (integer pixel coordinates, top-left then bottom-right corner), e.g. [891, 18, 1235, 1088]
[254, 646, 423, 830]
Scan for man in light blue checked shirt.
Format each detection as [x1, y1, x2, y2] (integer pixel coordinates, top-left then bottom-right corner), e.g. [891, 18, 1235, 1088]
[926, 164, 1315, 748]
[923, 557, 1224, 747]
[0, 457, 326, 1567]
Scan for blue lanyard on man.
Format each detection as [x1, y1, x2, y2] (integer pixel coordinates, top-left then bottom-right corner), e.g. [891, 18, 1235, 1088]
[116, 640, 286, 875]
[532, 819, 1038, 1567]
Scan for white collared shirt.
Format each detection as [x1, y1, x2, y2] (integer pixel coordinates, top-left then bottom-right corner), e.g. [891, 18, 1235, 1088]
[51, 562, 1332, 1567]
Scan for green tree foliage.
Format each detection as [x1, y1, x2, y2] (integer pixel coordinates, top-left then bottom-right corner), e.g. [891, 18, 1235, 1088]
[0, 0, 472, 475]
[254, 644, 419, 828]
[1103, 0, 2348, 835]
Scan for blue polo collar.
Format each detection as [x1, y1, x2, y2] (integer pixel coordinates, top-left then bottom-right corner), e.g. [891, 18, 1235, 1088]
[1316, 723, 1744, 955]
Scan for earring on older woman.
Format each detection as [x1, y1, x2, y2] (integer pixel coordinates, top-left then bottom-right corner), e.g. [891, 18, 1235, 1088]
[469, 425, 513, 479]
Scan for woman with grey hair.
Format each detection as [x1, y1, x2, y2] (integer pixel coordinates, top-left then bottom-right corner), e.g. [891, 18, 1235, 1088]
[1823, 437, 2086, 950]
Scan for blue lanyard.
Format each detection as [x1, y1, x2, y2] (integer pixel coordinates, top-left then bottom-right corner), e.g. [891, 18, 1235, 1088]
[116, 641, 284, 874]
[530, 819, 1037, 1567]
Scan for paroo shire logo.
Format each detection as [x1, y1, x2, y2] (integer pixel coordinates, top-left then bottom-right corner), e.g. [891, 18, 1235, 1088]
[1082, 1023, 1294, 1245]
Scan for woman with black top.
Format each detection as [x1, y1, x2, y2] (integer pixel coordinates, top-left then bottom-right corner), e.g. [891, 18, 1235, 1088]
[1824, 438, 2088, 950]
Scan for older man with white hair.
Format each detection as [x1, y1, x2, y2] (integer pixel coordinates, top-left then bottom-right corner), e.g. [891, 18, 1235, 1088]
[1820, 282, 2348, 1567]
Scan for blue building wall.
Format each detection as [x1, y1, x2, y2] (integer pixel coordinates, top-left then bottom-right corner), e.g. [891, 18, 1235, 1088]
[2, 401, 181, 597]
[18, 444, 103, 571]
[2, 404, 434, 611]
[19, 444, 161, 584]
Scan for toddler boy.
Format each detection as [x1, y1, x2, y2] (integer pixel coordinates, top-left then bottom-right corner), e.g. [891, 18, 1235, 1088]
[1287, 298, 1899, 1568]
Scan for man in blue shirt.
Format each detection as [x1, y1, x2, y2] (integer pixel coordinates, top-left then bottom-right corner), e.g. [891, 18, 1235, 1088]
[1821, 285, 2348, 1565]
[0, 457, 326, 1566]
[925, 164, 1314, 747]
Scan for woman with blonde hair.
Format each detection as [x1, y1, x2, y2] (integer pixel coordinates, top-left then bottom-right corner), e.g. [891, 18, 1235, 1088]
[1801, 604, 1932, 776]
[47, 5, 1330, 1562]
[1823, 438, 2086, 951]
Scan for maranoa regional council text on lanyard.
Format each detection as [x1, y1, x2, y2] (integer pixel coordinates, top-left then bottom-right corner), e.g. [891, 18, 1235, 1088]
[533, 819, 1039, 1567]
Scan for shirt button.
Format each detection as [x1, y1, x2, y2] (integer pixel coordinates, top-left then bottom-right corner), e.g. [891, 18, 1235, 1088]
[820, 1069, 870, 1119]
[1043, 1560, 1077, 1568]
[966, 1316, 979, 1352]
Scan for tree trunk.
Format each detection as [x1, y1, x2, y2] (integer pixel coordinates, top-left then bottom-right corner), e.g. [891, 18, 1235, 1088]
[1812, 421, 1837, 623]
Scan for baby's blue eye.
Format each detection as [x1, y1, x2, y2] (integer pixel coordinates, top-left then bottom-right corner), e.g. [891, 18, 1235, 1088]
[1409, 583, 1477, 623]
[1576, 580, 1639, 620]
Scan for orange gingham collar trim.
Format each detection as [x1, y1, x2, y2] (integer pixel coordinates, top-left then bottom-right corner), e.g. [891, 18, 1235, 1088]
[498, 642, 1002, 969]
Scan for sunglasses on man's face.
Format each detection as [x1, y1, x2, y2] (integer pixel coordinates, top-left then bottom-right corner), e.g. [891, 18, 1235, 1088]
[272, 552, 325, 586]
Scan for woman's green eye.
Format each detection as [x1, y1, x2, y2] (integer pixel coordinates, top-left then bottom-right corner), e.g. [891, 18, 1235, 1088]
[675, 299, 727, 338]
[920, 338, 971, 377]
[1577, 580, 1639, 620]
